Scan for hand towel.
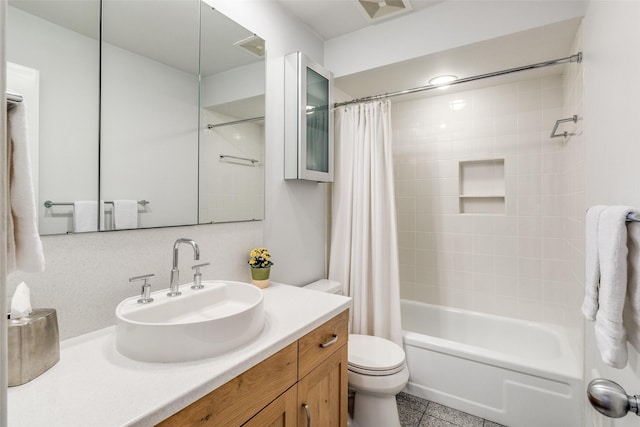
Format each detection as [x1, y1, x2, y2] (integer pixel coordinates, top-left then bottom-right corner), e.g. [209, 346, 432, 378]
[594, 206, 635, 368]
[7, 101, 45, 273]
[113, 200, 138, 230]
[624, 221, 640, 354]
[73, 201, 98, 233]
[582, 205, 607, 320]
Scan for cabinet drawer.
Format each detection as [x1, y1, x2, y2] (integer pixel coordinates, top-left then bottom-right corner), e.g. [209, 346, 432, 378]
[157, 342, 298, 427]
[298, 310, 349, 379]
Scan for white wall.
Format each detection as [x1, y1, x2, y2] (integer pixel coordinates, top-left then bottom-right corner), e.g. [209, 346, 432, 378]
[5, 2, 326, 339]
[583, 1, 640, 426]
[208, 0, 329, 286]
[325, 0, 586, 78]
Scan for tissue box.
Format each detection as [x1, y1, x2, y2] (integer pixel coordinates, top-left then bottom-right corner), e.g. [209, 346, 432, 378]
[8, 308, 60, 387]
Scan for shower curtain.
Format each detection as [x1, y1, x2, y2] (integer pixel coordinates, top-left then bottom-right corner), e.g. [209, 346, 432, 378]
[328, 100, 402, 346]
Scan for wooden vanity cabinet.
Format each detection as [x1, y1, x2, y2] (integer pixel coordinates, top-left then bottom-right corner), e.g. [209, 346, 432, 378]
[243, 385, 298, 427]
[297, 345, 348, 427]
[157, 310, 349, 427]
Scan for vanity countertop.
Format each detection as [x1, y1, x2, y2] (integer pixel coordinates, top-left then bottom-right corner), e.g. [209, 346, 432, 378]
[7, 283, 351, 427]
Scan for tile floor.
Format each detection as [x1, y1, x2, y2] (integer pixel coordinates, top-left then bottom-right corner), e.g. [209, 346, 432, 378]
[396, 392, 507, 427]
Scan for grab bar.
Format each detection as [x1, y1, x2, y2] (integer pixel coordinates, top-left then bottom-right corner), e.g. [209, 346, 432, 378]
[550, 115, 578, 138]
[44, 200, 150, 208]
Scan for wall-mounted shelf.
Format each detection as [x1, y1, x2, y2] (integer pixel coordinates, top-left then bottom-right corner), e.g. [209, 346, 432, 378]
[458, 159, 505, 214]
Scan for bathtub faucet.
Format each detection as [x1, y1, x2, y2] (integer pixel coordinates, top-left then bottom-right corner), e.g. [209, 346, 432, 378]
[168, 238, 200, 297]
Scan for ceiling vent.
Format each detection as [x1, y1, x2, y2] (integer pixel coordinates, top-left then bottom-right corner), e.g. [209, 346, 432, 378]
[357, 0, 412, 21]
[234, 35, 266, 58]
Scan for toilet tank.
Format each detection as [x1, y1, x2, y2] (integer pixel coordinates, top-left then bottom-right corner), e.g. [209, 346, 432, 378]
[303, 279, 342, 295]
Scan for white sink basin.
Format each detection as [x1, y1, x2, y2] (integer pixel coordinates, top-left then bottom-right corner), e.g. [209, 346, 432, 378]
[115, 280, 264, 363]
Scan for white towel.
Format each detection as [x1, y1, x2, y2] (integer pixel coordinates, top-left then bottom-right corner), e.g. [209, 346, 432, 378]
[624, 221, 640, 354]
[7, 101, 45, 273]
[113, 200, 138, 230]
[594, 206, 635, 368]
[582, 205, 607, 320]
[73, 201, 99, 232]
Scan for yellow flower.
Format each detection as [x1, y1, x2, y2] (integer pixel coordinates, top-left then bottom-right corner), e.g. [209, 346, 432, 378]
[248, 247, 274, 268]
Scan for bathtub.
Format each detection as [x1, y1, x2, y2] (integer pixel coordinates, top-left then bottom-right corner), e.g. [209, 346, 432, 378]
[400, 300, 583, 427]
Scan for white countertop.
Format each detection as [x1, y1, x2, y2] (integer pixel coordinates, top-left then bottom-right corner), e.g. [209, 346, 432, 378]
[8, 283, 351, 427]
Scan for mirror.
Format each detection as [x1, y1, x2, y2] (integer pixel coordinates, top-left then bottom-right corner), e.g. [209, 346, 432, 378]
[101, 0, 201, 230]
[7, 0, 101, 235]
[199, 4, 265, 223]
[6, 0, 265, 235]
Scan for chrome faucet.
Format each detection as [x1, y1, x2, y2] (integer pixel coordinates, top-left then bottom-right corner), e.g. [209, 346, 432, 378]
[168, 238, 200, 297]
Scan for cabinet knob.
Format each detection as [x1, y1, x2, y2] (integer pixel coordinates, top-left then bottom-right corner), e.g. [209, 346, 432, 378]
[587, 378, 640, 418]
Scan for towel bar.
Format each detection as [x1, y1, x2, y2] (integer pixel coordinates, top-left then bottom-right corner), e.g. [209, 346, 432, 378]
[44, 200, 150, 208]
[219, 154, 259, 164]
[627, 212, 640, 222]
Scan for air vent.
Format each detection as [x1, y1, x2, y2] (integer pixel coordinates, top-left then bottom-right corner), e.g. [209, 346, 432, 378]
[357, 0, 412, 21]
[234, 35, 266, 58]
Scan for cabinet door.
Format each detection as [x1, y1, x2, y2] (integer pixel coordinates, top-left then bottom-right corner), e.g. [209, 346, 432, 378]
[297, 345, 348, 427]
[243, 385, 298, 427]
[284, 51, 334, 182]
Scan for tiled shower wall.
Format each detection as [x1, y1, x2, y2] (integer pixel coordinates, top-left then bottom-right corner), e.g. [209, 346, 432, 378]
[393, 68, 584, 328]
[562, 25, 585, 330]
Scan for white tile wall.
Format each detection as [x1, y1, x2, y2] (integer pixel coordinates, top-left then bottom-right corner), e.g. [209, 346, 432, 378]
[394, 68, 584, 328]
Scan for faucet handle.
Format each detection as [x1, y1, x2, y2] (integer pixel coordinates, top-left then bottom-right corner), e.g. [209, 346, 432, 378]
[129, 273, 155, 304]
[191, 263, 210, 290]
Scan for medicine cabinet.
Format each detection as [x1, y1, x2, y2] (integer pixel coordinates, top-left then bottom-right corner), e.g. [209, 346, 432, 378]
[284, 52, 334, 182]
[7, 0, 265, 235]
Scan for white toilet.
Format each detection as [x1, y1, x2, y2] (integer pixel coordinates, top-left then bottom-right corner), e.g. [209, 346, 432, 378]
[303, 280, 409, 427]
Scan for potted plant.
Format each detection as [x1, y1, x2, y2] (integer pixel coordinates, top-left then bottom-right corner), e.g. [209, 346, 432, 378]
[248, 247, 273, 288]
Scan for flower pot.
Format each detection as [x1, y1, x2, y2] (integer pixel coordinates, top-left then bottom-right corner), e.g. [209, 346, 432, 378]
[250, 267, 270, 288]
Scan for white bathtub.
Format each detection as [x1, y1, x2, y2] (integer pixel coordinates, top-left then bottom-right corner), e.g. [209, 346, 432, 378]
[400, 300, 583, 427]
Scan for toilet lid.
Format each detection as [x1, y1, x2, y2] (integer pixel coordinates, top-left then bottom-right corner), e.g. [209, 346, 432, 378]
[348, 334, 405, 375]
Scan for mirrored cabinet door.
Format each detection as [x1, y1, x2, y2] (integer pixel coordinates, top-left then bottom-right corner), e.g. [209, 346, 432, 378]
[284, 51, 334, 183]
[8, 0, 266, 235]
[198, 3, 266, 224]
[7, 0, 101, 235]
[100, 0, 200, 231]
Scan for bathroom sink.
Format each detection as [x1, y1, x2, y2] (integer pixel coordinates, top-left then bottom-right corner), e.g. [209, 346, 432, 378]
[115, 280, 264, 362]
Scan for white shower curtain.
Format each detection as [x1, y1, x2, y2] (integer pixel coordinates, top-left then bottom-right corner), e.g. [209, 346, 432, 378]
[329, 100, 402, 346]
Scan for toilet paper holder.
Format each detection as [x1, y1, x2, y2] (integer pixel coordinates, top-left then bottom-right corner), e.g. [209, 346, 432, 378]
[8, 308, 60, 386]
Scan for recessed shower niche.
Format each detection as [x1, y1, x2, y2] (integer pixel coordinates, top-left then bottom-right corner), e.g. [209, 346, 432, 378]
[458, 158, 505, 214]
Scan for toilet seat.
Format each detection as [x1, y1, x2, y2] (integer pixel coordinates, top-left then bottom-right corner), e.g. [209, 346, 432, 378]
[348, 334, 406, 376]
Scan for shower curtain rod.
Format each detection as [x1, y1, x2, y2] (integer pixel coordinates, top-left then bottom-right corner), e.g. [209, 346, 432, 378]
[207, 116, 264, 129]
[334, 52, 582, 108]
